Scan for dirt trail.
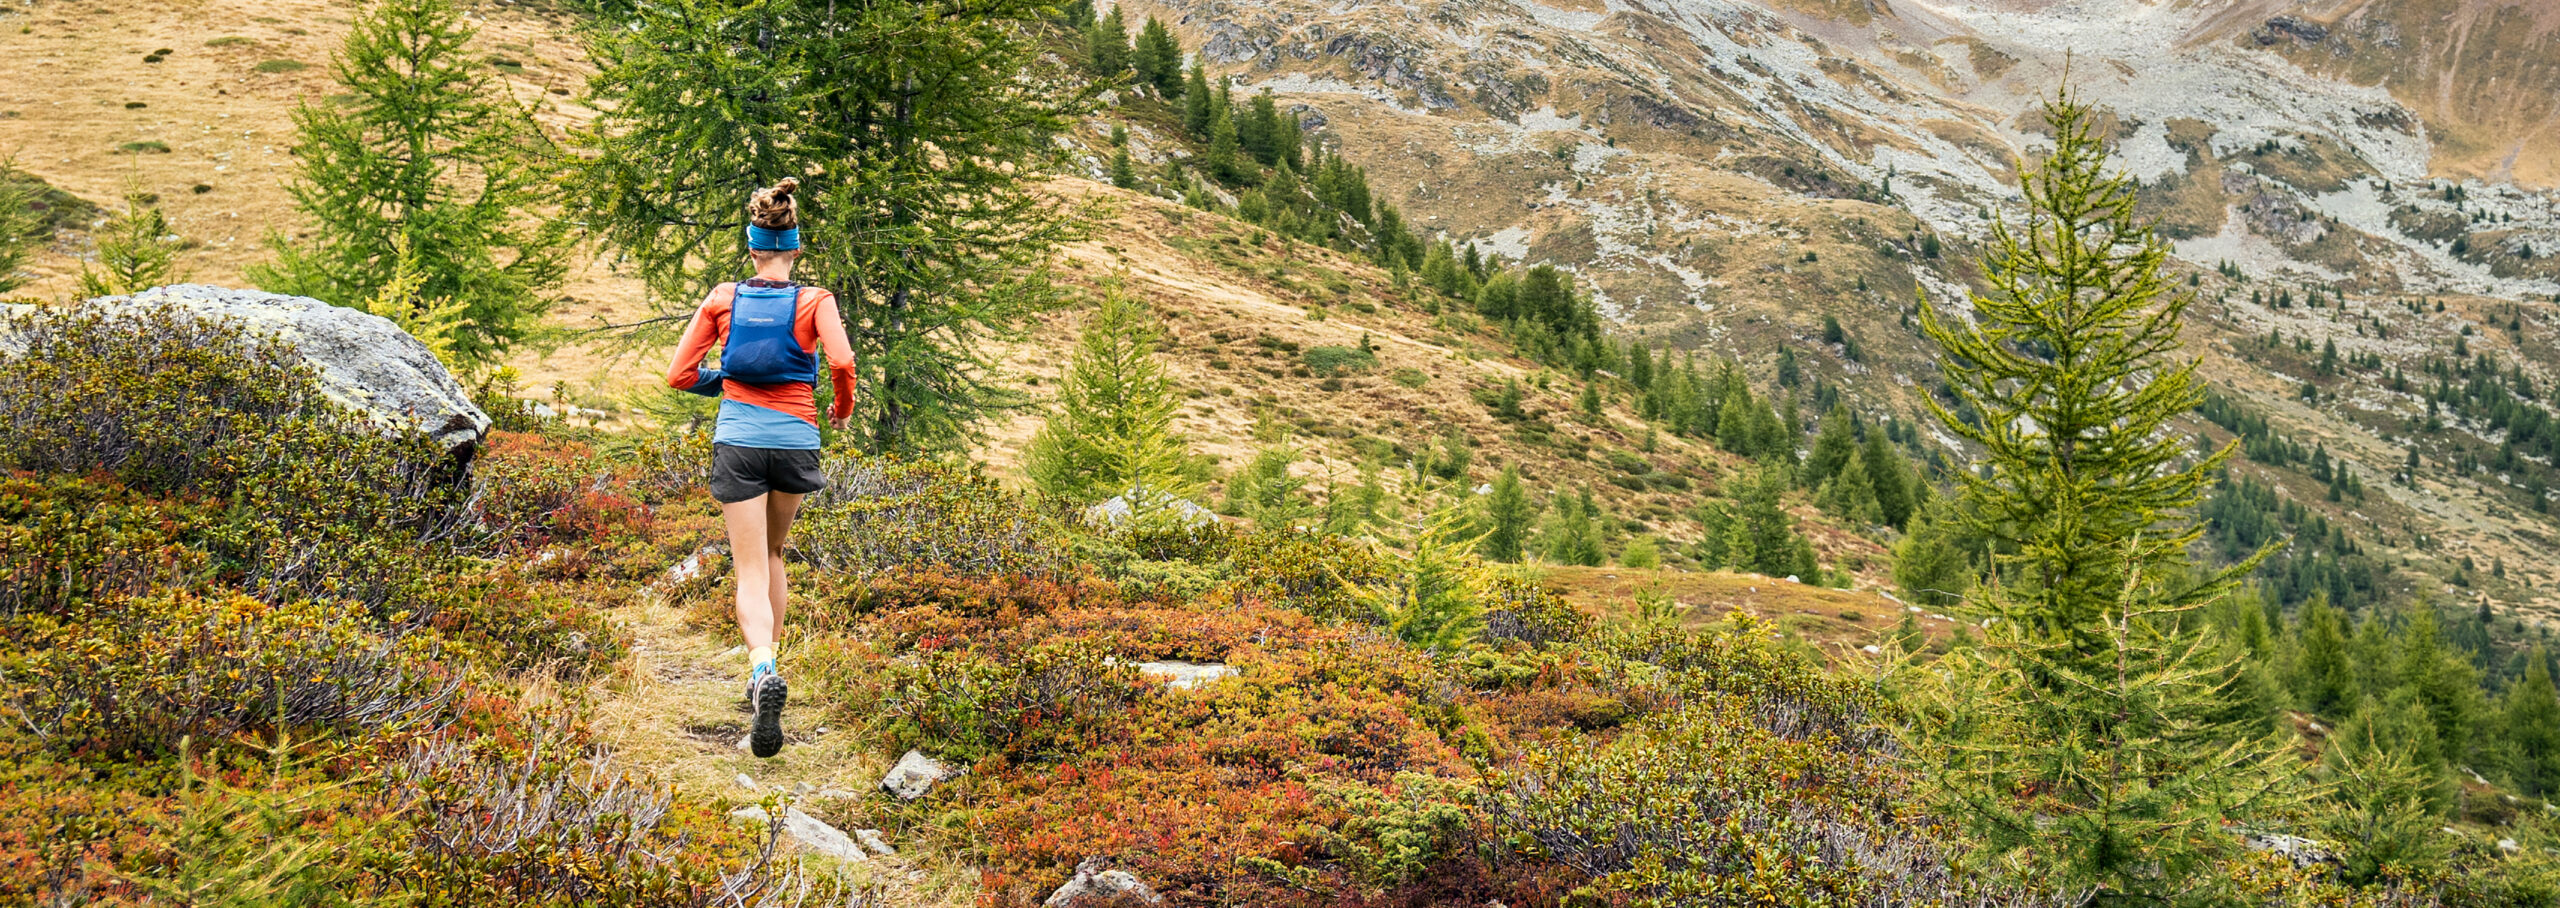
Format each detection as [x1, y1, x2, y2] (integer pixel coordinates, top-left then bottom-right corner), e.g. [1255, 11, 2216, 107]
[580, 561, 976, 905]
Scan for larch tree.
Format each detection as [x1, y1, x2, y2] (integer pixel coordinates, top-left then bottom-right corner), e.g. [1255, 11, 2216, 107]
[1916, 84, 2272, 652]
[1903, 86, 2294, 902]
[1480, 465, 1539, 562]
[1022, 286, 1196, 508]
[572, 0, 1087, 453]
[255, 0, 565, 366]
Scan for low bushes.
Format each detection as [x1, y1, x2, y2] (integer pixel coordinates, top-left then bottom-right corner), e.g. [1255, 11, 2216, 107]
[3, 591, 455, 759]
[0, 305, 474, 619]
[791, 458, 1066, 581]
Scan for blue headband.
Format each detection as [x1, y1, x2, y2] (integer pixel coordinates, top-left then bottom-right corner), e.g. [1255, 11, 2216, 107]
[747, 224, 800, 251]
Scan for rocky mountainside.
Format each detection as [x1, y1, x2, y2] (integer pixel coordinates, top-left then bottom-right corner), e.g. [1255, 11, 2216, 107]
[1097, 0, 2560, 625]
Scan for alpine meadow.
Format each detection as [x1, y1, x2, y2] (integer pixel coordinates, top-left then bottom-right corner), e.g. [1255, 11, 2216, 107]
[5, 0, 2560, 905]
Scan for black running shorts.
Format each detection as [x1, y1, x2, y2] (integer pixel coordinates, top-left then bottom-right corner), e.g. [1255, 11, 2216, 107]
[709, 444, 828, 503]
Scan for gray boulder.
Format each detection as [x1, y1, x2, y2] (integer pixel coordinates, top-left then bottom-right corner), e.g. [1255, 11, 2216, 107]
[69, 285, 490, 454]
[880, 749, 960, 800]
[1044, 856, 1162, 906]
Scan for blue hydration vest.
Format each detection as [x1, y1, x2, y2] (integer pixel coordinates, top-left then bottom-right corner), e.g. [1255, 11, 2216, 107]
[722, 282, 817, 386]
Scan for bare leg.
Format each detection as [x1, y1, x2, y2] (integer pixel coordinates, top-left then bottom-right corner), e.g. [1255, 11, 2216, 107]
[762, 491, 806, 646]
[722, 494, 775, 652]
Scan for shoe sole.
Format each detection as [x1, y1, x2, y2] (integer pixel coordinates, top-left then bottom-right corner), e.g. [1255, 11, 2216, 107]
[751, 675, 788, 758]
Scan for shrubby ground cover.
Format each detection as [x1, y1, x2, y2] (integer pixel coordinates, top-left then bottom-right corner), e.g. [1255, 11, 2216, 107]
[1, 303, 2053, 907]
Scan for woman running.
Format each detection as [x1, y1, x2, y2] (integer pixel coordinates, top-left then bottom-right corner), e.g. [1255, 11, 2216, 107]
[663, 178, 857, 758]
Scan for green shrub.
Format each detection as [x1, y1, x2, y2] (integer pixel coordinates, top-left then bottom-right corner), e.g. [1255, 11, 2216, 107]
[383, 726, 838, 904]
[878, 638, 1144, 762]
[1299, 773, 1479, 891]
[1486, 618, 2045, 905]
[0, 306, 474, 617]
[1480, 571, 1588, 646]
[1391, 367, 1429, 388]
[115, 140, 173, 155]
[252, 59, 307, 73]
[4, 591, 454, 758]
[788, 455, 1068, 581]
[1302, 344, 1378, 378]
[0, 474, 213, 618]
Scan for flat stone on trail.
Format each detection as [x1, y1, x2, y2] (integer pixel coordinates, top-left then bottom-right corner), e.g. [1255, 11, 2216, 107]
[780, 807, 869, 863]
[881, 749, 959, 800]
[727, 805, 871, 864]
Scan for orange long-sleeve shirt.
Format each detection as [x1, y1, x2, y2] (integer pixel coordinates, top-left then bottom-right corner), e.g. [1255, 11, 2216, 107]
[664, 281, 858, 427]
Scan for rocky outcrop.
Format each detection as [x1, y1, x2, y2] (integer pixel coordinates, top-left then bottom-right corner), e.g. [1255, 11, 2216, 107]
[69, 285, 491, 454]
[1044, 856, 1163, 906]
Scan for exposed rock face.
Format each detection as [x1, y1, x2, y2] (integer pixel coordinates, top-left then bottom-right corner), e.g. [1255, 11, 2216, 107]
[881, 749, 960, 800]
[1043, 856, 1163, 906]
[74, 285, 491, 454]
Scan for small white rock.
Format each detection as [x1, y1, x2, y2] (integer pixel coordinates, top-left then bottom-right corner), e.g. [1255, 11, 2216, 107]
[882, 750, 960, 800]
[1134, 660, 1236, 691]
[856, 828, 896, 856]
[736, 773, 758, 792]
[781, 807, 870, 864]
[1861, 645, 1882, 654]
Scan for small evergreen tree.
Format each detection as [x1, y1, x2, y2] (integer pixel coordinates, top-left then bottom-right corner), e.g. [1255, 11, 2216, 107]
[2293, 595, 2359, 719]
[1109, 146, 1137, 190]
[1736, 469, 1803, 577]
[1481, 465, 1538, 562]
[255, 0, 565, 365]
[2502, 650, 2560, 796]
[1348, 495, 1489, 653]
[360, 232, 475, 369]
[1223, 445, 1311, 528]
[1181, 64, 1214, 137]
[1893, 500, 1973, 610]
[1204, 94, 1242, 183]
[1917, 87, 2268, 655]
[1131, 17, 1183, 97]
[1085, 6, 1129, 76]
[77, 192, 187, 299]
[2317, 693, 2459, 885]
[1817, 447, 1884, 526]
[1619, 535, 1660, 569]
[1805, 404, 1857, 487]
[1023, 286, 1195, 506]
[1541, 487, 1604, 567]
[1905, 86, 2295, 900]
[1864, 430, 1916, 529]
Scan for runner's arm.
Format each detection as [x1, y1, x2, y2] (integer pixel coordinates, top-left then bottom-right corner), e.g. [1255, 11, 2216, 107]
[664, 286, 732, 396]
[816, 291, 858, 420]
